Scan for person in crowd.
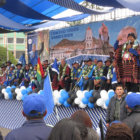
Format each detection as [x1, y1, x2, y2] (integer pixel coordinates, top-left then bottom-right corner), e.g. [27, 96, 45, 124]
[58, 58, 71, 91]
[93, 59, 98, 66]
[122, 33, 140, 92]
[0, 131, 3, 140]
[70, 61, 81, 90]
[123, 93, 140, 140]
[107, 60, 118, 90]
[6, 61, 11, 71]
[105, 122, 133, 140]
[5, 94, 52, 140]
[70, 110, 92, 128]
[106, 84, 127, 127]
[0, 64, 7, 85]
[14, 63, 24, 86]
[28, 63, 33, 71]
[3, 64, 15, 87]
[78, 58, 96, 90]
[114, 32, 140, 92]
[103, 59, 112, 90]
[93, 60, 105, 90]
[21, 64, 31, 87]
[108, 51, 114, 62]
[48, 118, 99, 140]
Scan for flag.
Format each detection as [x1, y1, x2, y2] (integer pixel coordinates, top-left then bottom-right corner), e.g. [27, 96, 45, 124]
[37, 57, 44, 82]
[99, 118, 105, 140]
[43, 73, 54, 118]
[52, 58, 59, 74]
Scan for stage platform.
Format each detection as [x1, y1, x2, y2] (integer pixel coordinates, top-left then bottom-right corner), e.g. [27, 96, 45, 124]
[0, 99, 107, 131]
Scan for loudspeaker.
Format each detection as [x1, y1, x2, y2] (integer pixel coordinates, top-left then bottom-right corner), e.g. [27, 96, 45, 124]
[0, 0, 6, 7]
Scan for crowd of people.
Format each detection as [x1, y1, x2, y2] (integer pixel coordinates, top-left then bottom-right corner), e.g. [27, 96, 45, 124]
[0, 91, 139, 140]
[0, 32, 140, 93]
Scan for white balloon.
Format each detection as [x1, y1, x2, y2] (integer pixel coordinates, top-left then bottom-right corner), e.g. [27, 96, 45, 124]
[74, 98, 81, 105]
[102, 103, 108, 109]
[15, 88, 20, 94]
[7, 86, 11, 88]
[76, 90, 83, 97]
[96, 98, 104, 107]
[108, 89, 114, 94]
[2, 88, 6, 94]
[128, 92, 132, 95]
[4, 92, 9, 100]
[16, 92, 22, 100]
[100, 90, 108, 101]
[16, 95, 21, 101]
[53, 90, 59, 96]
[20, 86, 26, 90]
[83, 90, 89, 96]
[79, 102, 87, 108]
[136, 92, 140, 94]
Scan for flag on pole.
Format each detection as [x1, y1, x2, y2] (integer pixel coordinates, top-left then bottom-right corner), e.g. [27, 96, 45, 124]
[37, 57, 44, 82]
[43, 73, 54, 118]
[52, 58, 59, 74]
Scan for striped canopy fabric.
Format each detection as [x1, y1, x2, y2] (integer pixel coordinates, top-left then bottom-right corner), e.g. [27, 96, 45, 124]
[0, 0, 139, 32]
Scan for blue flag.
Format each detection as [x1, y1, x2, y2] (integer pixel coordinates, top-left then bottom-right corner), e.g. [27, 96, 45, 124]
[43, 74, 54, 119]
[52, 58, 59, 74]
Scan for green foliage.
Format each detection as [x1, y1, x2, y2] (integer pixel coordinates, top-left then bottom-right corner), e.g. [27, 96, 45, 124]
[0, 46, 17, 66]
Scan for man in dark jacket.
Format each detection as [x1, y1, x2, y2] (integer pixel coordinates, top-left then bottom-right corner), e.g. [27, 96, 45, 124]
[106, 84, 127, 127]
[123, 93, 140, 140]
[5, 94, 52, 140]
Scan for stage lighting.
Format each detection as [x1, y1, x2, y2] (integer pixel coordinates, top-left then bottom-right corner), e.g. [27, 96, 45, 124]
[0, 0, 6, 7]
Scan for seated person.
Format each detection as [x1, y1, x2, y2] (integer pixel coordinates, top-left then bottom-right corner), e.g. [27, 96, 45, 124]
[70, 61, 81, 90]
[58, 58, 71, 91]
[78, 58, 96, 90]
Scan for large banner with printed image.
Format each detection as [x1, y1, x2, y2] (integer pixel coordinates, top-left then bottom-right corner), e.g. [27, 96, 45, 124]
[27, 30, 49, 66]
[49, 15, 140, 61]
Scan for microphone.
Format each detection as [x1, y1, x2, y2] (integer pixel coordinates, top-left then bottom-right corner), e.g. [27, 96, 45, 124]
[128, 40, 131, 45]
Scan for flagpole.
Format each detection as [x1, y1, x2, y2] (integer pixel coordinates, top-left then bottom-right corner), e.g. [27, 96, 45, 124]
[47, 71, 60, 121]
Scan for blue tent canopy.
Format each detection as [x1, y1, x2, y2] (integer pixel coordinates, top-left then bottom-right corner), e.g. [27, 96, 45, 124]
[0, 0, 140, 32]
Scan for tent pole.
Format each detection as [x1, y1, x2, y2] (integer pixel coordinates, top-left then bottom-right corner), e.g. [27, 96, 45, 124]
[25, 33, 28, 64]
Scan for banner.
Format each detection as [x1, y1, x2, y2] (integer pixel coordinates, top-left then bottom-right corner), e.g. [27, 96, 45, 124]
[27, 30, 49, 66]
[49, 15, 140, 61]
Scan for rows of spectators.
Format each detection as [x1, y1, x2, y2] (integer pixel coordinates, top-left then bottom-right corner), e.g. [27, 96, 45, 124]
[0, 89, 139, 140]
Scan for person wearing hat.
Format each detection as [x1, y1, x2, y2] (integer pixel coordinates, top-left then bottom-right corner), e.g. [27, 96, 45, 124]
[3, 65, 15, 87]
[92, 60, 105, 90]
[5, 94, 52, 140]
[77, 58, 96, 90]
[123, 93, 140, 140]
[14, 63, 24, 86]
[70, 61, 81, 90]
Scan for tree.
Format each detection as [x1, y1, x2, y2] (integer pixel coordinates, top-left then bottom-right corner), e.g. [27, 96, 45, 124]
[0, 46, 17, 66]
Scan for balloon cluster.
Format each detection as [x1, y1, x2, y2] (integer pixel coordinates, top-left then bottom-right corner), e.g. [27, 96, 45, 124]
[1, 86, 33, 100]
[0, 85, 115, 109]
[96, 89, 115, 109]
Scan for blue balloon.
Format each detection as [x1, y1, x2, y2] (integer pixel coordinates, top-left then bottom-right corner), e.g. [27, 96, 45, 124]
[89, 90, 94, 94]
[105, 99, 110, 107]
[64, 101, 70, 107]
[85, 91, 92, 99]
[22, 94, 28, 101]
[21, 89, 28, 95]
[39, 90, 44, 95]
[60, 90, 69, 100]
[11, 85, 16, 89]
[7, 91, 13, 99]
[59, 97, 65, 104]
[88, 102, 94, 108]
[26, 87, 32, 93]
[82, 98, 89, 105]
[108, 91, 115, 99]
[6, 87, 11, 93]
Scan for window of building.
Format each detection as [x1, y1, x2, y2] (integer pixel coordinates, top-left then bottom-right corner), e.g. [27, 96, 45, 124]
[16, 38, 25, 44]
[0, 38, 3, 44]
[7, 38, 14, 43]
